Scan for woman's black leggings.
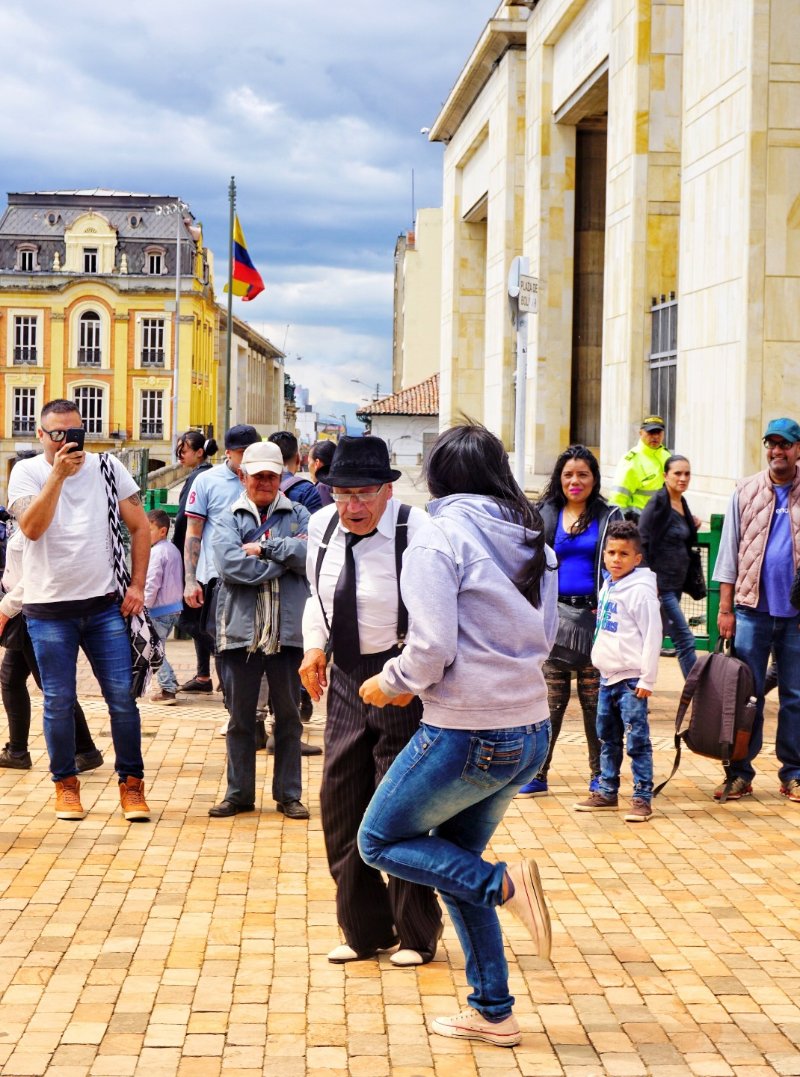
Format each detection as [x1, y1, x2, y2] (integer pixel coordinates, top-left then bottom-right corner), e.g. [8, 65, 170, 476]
[537, 659, 601, 780]
[1, 630, 95, 754]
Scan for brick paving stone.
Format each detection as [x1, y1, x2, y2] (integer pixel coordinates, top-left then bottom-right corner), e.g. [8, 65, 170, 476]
[3, 629, 800, 1075]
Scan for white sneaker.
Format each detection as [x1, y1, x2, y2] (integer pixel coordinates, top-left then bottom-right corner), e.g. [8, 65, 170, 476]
[431, 1007, 521, 1047]
[327, 940, 398, 963]
[217, 719, 229, 737]
[503, 859, 552, 960]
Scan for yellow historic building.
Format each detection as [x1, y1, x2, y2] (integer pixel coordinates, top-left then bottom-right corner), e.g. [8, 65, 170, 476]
[0, 189, 218, 494]
[431, 0, 800, 518]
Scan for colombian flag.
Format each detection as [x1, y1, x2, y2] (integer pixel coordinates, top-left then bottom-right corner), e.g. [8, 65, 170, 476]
[225, 215, 265, 301]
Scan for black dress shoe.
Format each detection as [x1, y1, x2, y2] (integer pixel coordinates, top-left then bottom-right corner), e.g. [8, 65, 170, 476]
[75, 749, 104, 773]
[276, 799, 310, 819]
[208, 800, 256, 818]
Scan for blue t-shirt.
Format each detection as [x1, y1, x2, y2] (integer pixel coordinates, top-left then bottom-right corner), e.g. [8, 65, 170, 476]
[185, 461, 243, 584]
[758, 482, 796, 618]
[555, 514, 598, 596]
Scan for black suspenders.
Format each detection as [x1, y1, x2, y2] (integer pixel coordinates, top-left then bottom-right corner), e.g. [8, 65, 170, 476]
[315, 504, 411, 650]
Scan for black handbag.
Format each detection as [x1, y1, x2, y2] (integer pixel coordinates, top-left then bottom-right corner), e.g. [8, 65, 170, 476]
[683, 547, 707, 600]
[548, 602, 596, 671]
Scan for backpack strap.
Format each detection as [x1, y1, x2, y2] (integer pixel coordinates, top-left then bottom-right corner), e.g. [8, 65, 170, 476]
[395, 504, 411, 646]
[281, 473, 311, 494]
[653, 653, 706, 797]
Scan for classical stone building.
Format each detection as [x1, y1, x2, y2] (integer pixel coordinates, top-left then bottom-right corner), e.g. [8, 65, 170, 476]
[0, 189, 217, 493]
[216, 308, 286, 437]
[431, 0, 800, 517]
[392, 208, 443, 393]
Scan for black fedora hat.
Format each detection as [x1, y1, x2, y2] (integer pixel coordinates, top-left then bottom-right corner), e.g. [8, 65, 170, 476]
[326, 436, 401, 488]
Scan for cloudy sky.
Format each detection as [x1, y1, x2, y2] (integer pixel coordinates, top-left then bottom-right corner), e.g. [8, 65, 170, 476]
[0, 1, 495, 429]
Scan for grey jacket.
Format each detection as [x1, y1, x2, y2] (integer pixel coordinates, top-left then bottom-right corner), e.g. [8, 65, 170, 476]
[213, 491, 310, 652]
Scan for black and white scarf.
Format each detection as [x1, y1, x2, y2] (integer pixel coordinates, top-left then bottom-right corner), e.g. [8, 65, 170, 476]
[99, 453, 165, 697]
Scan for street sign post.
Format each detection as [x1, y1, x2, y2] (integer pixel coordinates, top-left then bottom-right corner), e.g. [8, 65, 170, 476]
[518, 273, 538, 314]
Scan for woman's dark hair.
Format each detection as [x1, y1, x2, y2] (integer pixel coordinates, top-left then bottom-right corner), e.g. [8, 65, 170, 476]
[664, 453, 690, 475]
[424, 422, 549, 607]
[538, 444, 605, 535]
[309, 439, 336, 468]
[177, 429, 218, 459]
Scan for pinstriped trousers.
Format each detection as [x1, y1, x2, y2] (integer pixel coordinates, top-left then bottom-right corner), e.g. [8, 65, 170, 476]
[321, 650, 442, 957]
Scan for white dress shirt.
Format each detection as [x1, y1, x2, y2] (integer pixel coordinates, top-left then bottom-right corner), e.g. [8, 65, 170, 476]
[303, 499, 426, 655]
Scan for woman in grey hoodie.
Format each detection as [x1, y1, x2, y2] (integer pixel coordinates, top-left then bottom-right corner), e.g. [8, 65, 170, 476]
[357, 423, 558, 1049]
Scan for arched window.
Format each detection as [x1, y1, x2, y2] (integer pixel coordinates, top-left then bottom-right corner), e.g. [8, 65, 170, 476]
[78, 311, 102, 366]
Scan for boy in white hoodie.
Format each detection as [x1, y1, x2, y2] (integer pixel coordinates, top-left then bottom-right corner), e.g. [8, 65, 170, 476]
[574, 520, 662, 822]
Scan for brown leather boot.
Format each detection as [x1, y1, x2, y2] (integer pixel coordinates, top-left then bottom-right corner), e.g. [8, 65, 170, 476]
[54, 776, 85, 820]
[119, 777, 150, 821]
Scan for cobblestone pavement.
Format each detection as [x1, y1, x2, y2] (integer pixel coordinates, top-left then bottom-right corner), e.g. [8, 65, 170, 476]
[1, 470, 799, 1075]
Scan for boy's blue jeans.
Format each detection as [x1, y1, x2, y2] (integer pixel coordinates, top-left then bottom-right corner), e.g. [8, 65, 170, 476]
[151, 613, 180, 693]
[596, 679, 654, 802]
[358, 719, 551, 1021]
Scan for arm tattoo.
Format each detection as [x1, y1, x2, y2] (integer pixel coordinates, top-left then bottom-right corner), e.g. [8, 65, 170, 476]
[10, 497, 33, 519]
[185, 535, 201, 582]
[124, 493, 142, 507]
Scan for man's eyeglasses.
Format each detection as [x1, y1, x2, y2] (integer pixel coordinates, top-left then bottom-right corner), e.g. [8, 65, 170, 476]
[331, 487, 384, 504]
[41, 427, 83, 443]
[764, 438, 793, 450]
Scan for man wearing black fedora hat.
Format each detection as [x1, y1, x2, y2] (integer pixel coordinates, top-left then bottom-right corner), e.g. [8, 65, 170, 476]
[301, 436, 442, 967]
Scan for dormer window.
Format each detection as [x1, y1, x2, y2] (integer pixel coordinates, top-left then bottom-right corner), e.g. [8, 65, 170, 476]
[84, 248, 98, 273]
[144, 246, 166, 275]
[16, 244, 39, 271]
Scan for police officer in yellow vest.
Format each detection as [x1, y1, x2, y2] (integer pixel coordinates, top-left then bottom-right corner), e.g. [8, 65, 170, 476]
[610, 416, 671, 519]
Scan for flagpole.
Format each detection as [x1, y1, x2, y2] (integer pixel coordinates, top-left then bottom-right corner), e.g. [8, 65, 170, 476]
[225, 176, 235, 429]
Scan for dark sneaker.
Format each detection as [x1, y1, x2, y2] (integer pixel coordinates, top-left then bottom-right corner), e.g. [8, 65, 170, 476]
[573, 792, 618, 811]
[75, 749, 104, 773]
[179, 677, 213, 694]
[0, 745, 32, 770]
[713, 777, 753, 801]
[624, 797, 652, 823]
[516, 777, 548, 798]
[780, 779, 800, 802]
[431, 1007, 521, 1047]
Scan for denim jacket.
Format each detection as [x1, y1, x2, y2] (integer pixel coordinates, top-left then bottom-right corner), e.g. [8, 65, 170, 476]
[213, 491, 310, 652]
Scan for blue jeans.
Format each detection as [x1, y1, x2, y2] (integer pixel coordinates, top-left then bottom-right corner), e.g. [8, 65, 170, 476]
[27, 604, 144, 783]
[660, 590, 697, 679]
[730, 607, 800, 785]
[596, 680, 653, 801]
[358, 720, 550, 1021]
[217, 646, 303, 806]
[151, 613, 179, 693]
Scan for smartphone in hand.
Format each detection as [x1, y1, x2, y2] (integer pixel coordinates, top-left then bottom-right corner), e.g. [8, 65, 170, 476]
[65, 428, 85, 453]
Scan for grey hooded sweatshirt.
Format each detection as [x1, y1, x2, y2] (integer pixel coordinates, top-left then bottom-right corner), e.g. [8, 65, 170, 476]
[378, 494, 558, 729]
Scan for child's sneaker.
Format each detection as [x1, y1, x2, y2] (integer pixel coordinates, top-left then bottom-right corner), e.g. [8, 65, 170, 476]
[516, 777, 547, 798]
[573, 792, 618, 811]
[624, 797, 652, 822]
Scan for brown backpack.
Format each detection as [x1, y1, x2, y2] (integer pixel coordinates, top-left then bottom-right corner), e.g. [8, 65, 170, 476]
[654, 640, 757, 801]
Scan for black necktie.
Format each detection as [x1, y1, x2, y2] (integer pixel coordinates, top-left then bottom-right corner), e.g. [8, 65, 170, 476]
[332, 531, 371, 673]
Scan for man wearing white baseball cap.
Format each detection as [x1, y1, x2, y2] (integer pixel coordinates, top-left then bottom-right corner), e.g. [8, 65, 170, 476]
[209, 441, 311, 819]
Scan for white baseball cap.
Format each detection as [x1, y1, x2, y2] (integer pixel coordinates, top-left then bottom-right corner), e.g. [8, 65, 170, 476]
[240, 441, 284, 476]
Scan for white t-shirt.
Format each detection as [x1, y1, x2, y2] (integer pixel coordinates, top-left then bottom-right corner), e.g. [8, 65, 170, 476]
[7, 452, 139, 605]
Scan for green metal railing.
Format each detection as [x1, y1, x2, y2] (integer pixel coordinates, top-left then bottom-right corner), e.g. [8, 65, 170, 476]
[665, 513, 723, 653]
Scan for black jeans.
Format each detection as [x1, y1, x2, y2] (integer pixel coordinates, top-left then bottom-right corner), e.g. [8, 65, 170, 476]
[537, 659, 601, 780]
[1, 631, 96, 755]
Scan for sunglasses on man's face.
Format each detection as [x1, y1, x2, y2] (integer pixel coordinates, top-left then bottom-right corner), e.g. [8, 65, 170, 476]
[41, 426, 84, 443]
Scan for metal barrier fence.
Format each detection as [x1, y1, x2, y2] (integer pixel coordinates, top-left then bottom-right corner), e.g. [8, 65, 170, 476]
[670, 513, 723, 653]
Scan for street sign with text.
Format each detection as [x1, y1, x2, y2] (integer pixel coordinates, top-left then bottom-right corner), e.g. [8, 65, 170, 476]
[518, 274, 538, 314]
